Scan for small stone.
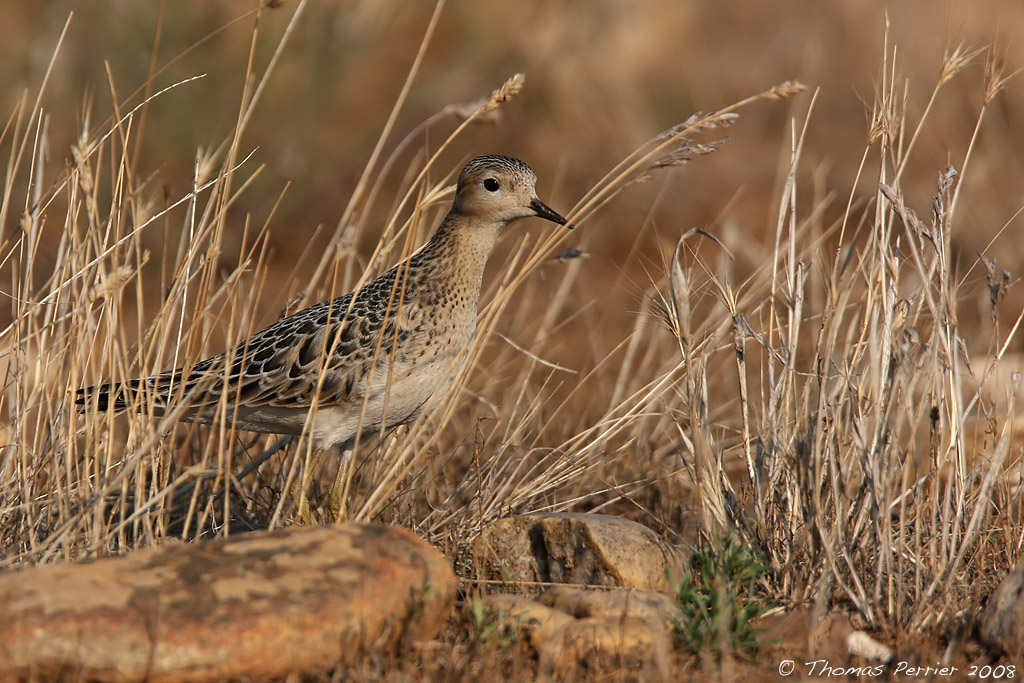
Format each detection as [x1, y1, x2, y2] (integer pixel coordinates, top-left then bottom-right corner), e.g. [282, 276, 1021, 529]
[0, 524, 456, 682]
[484, 586, 678, 680]
[539, 584, 679, 626]
[846, 631, 894, 663]
[539, 615, 671, 680]
[474, 513, 687, 590]
[484, 594, 575, 644]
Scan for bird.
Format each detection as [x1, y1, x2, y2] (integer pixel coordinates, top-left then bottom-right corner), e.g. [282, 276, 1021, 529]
[76, 155, 569, 519]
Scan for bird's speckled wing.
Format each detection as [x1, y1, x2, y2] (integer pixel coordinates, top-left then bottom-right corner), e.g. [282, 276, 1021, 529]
[77, 266, 417, 413]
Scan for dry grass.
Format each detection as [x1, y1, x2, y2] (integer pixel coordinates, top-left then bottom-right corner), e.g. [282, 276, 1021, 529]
[2, 0, 1023, 676]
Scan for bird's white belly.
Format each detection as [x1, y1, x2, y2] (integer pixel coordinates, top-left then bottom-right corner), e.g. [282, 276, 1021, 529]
[311, 353, 459, 448]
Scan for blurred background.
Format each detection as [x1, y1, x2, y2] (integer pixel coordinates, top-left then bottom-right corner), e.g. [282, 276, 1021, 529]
[2, 0, 1022, 362]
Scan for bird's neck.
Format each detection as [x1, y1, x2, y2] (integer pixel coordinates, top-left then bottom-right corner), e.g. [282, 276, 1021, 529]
[409, 213, 504, 302]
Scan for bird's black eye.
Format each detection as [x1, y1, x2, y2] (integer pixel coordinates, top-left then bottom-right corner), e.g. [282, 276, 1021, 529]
[483, 177, 500, 192]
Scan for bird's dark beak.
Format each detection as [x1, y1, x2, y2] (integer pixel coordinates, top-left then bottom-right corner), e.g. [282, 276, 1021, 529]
[530, 198, 571, 228]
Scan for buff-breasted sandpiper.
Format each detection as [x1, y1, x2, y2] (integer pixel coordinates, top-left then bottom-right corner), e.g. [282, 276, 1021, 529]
[76, 155, 568, 518]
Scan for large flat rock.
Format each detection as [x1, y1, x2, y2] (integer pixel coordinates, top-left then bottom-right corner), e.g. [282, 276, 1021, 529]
[0, 524, 456, 681]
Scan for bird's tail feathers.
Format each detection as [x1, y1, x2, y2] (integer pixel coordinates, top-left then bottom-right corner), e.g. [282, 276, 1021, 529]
[75, 371, 184, 414]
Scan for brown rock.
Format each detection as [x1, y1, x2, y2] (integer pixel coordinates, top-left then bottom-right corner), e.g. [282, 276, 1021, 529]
[474, 513, 686, 591]
[539, 615, 671, 680]
[0, 524, 456, 682]
[980, 560, 1024, 658]
[540, 584, 679, 625]
[486, 586, 677, 680]
[484, 593, 575, 644]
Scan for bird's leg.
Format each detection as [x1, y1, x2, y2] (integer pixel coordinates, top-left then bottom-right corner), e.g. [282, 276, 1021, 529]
[289, 447, 324, 524]
[328, 447, 355, 522]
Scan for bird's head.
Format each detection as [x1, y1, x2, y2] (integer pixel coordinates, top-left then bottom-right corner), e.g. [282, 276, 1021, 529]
[453, 155, 568, 228]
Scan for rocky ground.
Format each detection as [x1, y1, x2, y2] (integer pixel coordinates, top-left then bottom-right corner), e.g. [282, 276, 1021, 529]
[1, 514, 1017, 681]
